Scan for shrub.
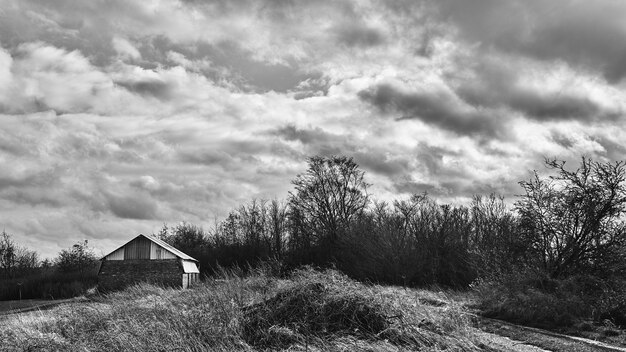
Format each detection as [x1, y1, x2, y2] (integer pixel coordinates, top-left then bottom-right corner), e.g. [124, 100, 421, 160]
[0, 270, 98, 301]
[242, 281, 390, 348]
[475, 270, 626, 328]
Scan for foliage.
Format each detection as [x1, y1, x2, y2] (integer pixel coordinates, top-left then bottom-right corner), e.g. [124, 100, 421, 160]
[0, 269, 482, 351]
[159, 223, 207, 252]
[0, 231, 39, 279]
[0, 235, 97, 301]
[0, 270, 98, 301]
[56, 240, 98, 274]
[475, 270, 626, 329]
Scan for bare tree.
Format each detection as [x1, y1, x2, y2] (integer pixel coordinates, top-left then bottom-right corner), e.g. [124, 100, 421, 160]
[289, 156, 370, 246]
[516, 157, 626, 278]
[268, 199, 287, 259]
[0, 231, 16, 279]
[471, 194, 522, 274]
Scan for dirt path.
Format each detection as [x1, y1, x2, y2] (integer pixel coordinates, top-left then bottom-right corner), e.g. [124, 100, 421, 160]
[473, 330, 551, 351]
[0, 297, 86, 317]
[476, 317, 626, 352]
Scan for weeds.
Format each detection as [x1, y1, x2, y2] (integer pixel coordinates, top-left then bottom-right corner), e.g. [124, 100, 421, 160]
[0, 268, 485, 351]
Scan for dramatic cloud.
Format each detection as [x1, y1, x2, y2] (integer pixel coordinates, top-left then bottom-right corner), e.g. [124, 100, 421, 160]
[358, 81, 502, 138]
[451, 56, 624, 123]
[0, 0, 625, 258]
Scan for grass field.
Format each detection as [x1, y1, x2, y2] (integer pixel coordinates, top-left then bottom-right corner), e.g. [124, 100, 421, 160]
[0, 268, 489, 352]
[3, 268, 625, 352]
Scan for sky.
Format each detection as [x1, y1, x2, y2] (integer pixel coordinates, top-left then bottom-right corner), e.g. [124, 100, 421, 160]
[1, 0, 625, 259]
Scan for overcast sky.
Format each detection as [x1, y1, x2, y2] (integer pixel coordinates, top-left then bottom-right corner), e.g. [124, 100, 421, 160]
[1, 0, 625, 259]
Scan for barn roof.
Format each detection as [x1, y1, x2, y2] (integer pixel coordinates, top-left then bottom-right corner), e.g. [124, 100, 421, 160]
[102, 234, 198, 262]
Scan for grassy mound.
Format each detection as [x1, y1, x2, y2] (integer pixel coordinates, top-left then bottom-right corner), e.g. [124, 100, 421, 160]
[242, 279, 390, 348]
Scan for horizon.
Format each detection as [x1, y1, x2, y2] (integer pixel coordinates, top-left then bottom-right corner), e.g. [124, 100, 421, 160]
[1, 0, 626, 259]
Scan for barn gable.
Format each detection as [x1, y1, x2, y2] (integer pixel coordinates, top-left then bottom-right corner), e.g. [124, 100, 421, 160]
[99, 234, 200, 291]
[102, 234, 196, 262]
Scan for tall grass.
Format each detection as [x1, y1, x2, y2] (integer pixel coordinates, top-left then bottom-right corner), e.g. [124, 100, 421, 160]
[1, 268, 486, 351]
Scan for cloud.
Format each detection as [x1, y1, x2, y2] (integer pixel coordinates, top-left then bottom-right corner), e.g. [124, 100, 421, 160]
[273, 125, 336, 145]
[438, 0, 626, 82]
[105, 192, 159, 220]
[270, 124, 357, 158]
[112, 37, 141, 61]
[453, 57, 623, 122]
[0, 42, 118, 114]
[129, 176, 160, 192]
[116, 78, 173, 100]
[353, 151, 410, 177]
[0, 47, 12, 100]
[333, 22, 385, 47]
[358, 80, 502, 138]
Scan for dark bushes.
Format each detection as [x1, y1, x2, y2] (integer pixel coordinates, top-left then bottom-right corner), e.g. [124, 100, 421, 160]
[0, 270, 98, 301]
[475, 270, 626, 329]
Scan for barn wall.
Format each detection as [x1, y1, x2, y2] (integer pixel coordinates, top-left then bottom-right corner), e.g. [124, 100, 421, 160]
[104, 247, 124, 261]
[150, 242, 176, 260]
[98, 259, 181, 291]
[124, 237, 151, 260]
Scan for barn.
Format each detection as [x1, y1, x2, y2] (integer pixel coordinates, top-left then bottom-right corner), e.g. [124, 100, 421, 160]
[98, 234, 200, 291]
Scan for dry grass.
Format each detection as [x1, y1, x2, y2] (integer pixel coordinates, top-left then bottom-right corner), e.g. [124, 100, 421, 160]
[0, 268, 486, 351]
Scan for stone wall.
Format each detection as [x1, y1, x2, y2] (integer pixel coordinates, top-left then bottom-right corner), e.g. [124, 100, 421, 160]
[98, 259, 182, 291]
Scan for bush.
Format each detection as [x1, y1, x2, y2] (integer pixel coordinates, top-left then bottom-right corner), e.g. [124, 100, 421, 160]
[475, 270, 626, 328]
[0, 270, 98, 301]
[241, 269, 391, 349]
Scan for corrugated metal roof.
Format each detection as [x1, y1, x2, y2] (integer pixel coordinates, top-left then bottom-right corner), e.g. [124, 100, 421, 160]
[101, 234, 198, 262]
[144, 235, 198, 262]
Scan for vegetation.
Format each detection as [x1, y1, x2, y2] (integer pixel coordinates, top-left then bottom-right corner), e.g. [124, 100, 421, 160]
[156, 155, 626, 330]
[3, 154, 626, 334]
[0, 268, 483, 352]
[478, 158, 626, 329]
[0, 238, 98, 301]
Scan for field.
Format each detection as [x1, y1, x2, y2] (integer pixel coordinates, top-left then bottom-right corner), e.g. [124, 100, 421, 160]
[0, 269, 624, 352]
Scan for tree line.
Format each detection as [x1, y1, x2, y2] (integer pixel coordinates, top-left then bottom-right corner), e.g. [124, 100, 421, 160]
[159, 155, 626, 326]
[160, 156, 626, 286]
[0, 235, 98, 301]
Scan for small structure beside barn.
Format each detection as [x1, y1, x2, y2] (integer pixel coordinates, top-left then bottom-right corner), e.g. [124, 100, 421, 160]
[98, 234, 200, 291]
